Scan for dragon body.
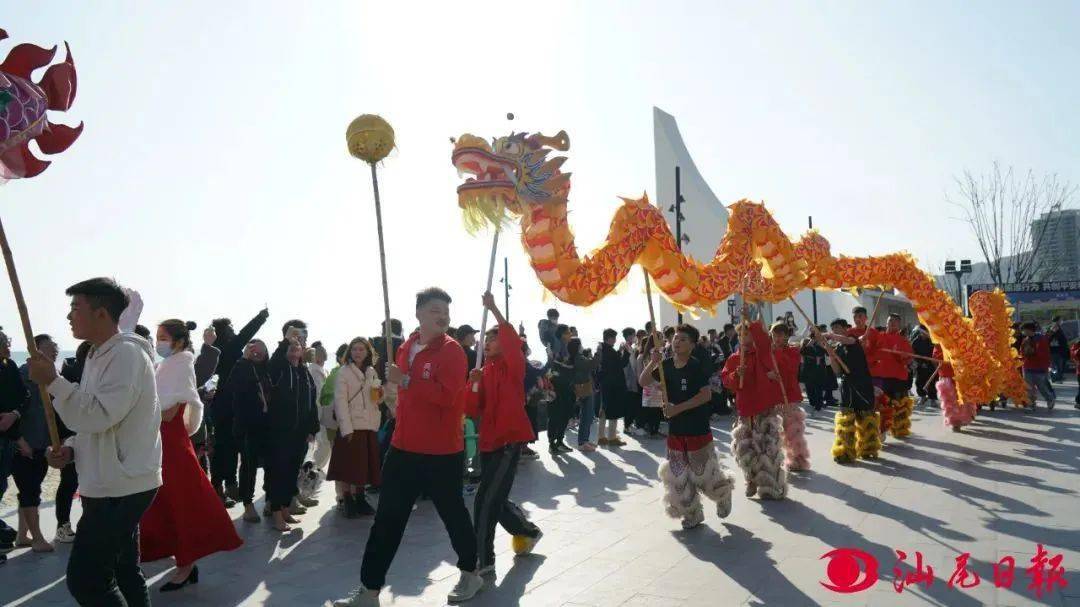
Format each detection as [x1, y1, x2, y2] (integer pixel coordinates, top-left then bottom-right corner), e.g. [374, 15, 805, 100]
[451, 129, 1024, 405]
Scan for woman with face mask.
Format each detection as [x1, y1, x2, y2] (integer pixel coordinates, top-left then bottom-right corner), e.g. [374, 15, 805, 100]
[139, 319, 243, 592]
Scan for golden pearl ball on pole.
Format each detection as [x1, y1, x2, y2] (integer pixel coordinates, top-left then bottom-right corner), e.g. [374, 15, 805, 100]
[346, 114, 395, 163]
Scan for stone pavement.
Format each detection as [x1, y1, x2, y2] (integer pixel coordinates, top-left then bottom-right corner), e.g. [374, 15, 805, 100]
[3, 390, 1079, 607]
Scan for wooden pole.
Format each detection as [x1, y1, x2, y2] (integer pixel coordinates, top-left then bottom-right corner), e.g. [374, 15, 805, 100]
[0, 216, 61, 451]
[880, 348, 940, 363]
[867, 289, 886, 327]
[642, 267, 670, 405]
[923, 364, 942, 393]
[788, 296, 850, 373]
[474, 229, 500, 371]
[369, 163, 394, 368]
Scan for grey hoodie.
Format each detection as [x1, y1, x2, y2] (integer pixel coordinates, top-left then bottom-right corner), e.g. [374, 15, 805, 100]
[48, 332, 163, 498]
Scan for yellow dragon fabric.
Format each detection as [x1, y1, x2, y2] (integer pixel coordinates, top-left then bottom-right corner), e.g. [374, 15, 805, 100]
[451, 129, 1025, 405]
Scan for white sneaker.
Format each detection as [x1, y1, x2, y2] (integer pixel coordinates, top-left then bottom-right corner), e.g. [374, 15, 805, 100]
[477, 564, 496, 577]
[332, 586, 380, 607]
[631, 427, 646, 437]
[447, 570, 484, 603]
[514, 530, 543, 555]
[55, 523, 76, 544]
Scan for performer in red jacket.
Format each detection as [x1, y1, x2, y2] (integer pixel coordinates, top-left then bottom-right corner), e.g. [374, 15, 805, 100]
[721, 320, 787, 500]
[771, 323, 810, 471]
[641, 324, 735, 530]
[346, 287, 483, 607]
[874, 314, 915, 438]
[466, 292, 542, 575]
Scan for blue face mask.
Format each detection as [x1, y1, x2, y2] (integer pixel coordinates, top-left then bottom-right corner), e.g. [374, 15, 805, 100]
[156, 341, 175, 359]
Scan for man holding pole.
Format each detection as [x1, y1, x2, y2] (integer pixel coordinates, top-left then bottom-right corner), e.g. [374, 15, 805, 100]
[28, 277, 162, 606]
[643, 324, 735, 529]
[339, 287, 482, 607]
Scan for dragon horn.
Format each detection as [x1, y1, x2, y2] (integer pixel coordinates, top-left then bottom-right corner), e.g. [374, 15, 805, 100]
[39, 42, 77, 111]
[527, 130, 570, 151]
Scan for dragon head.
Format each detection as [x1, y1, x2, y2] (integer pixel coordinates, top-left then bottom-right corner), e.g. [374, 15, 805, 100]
[451, 130, 571, 231]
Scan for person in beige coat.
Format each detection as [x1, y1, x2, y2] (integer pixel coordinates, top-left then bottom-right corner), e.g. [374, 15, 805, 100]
[327, 337, 384, 518]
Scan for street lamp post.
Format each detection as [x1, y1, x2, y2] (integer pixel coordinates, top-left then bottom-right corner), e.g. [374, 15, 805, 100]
[668, 166, 690, 325]
[944, 259, 973, 315]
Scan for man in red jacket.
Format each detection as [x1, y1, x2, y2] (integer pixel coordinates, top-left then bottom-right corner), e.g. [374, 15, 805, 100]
[721, 320, 787, 500]
[874, 314, 915, 438]
[340, 288, 482, 607]
[466, 292, 542, 576]
[1020, 321, 1056, 411]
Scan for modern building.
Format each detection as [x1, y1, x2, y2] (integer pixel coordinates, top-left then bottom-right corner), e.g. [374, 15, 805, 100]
[1031, 208, 1080, 282]
[652, 108, 915, 334]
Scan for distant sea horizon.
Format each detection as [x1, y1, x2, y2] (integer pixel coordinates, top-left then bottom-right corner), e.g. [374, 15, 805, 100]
[8, 351, 78, 367]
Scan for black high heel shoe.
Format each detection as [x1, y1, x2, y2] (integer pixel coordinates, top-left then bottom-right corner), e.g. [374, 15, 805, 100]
[160, 565, 199, 592]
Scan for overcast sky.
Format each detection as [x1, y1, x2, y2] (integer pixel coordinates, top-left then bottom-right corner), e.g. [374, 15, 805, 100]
[3, 1, 1078, 352]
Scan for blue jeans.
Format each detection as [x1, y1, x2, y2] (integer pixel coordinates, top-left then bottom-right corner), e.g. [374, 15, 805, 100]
[576, 394, 595, 446]
[1023, 370, 1056, 407]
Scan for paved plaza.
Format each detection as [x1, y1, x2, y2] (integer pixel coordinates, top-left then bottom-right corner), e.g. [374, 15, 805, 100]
[3, 390, 1078, 607]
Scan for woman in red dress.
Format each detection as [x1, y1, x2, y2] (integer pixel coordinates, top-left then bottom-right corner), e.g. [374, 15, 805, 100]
[141, 319, 242, 591]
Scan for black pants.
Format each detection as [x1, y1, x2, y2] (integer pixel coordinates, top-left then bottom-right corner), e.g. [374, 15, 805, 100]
[67, 488, 156, 607]
[11, 449, 48, 507]
[474, 444, 539, 568]
[638, 407, 662, 434]
[914, 364, 938, 400]
[361, 447, 476, 590]
[624, 390, 642, 430]
[211, 415, 239, 489]
[804, 380, 826, 410]
[266, 432, 306, 511]
[239, 431, 269, 505]
[546, 390, 573, 444]
[56, 463, 79, 525]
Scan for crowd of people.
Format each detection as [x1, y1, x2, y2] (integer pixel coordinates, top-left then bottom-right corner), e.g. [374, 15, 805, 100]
[0, 276, 1074, 606]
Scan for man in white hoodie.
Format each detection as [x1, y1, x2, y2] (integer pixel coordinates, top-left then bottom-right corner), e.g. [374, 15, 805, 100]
[28, 277, 162, 607]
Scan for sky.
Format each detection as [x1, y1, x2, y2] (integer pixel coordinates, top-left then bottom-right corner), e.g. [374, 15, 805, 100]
[3, 1, 1079, 352]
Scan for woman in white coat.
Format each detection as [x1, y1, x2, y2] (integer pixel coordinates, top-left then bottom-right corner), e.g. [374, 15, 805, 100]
[141, 320, 241, 591]
[327, 337, 384, 518]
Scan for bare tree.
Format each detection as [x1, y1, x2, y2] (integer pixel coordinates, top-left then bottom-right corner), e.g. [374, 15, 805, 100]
[950, 162, 1077, 286]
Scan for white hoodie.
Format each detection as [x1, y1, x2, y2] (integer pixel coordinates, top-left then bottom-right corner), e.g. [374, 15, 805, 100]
[48, 332, 163, 498]
[155, 350, 204, 435]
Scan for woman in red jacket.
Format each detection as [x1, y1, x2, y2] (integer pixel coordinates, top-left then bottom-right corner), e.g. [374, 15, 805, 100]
[466, 292, 543, 576]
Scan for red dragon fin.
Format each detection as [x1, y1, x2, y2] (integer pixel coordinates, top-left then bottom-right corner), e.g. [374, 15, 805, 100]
[35, 120, 83, 154]
[0, 29, 8, 42]
[0, 42, 57, 79]
[0, 144, 50, 179]
[39, 43, 77, 110]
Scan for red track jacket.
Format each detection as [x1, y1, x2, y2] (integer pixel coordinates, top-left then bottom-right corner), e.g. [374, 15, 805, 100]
[465, 323, 535, 452]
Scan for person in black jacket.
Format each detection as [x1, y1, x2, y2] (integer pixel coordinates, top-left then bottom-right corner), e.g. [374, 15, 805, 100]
[266, 321, 318, 532]
[910, 325, 937, 405]
[208, 308, 269, 504]
[371, 318, 404, 383]
[228, 339, 273, 523]
[597, 329, 629, 447]
[0, 327, 29, 558]
[1047, 317, 1069, 382]
[799, 330, 831, 412]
